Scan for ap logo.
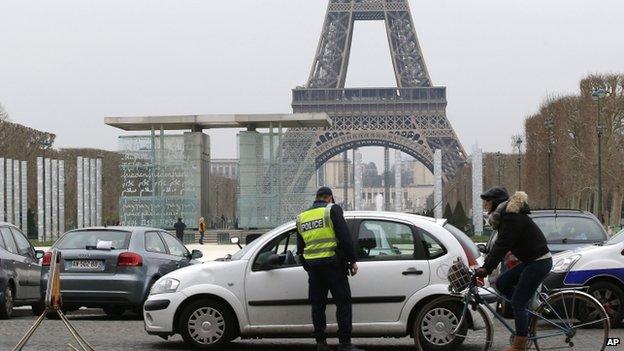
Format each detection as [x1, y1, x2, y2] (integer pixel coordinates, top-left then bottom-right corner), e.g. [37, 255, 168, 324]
[607, 337, 621, 346]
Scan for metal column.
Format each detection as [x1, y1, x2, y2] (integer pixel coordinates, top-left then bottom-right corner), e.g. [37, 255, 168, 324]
[89, 158, 96, 226]
[353, 149, 362, 211]
[37, 157, 44, 240]
[51, 159, 58, 238]
[6, 159, 13, 224]
[13, 159, 20, 226]
[0, 158, 4, 221]
[342, 151, 349, 209]
[76, 156, 83, 229]
[82, 157, 90, 227]
[472, 146, 484, 235]
[59, 161, 65, 234]
[21, 161, 27, 232]
[434, 150, 442, 218]
[394, 150, 403, 212]
[384, 147, 390, 211]
[96, 158, 102, 226]
[44, 158, 51, 239]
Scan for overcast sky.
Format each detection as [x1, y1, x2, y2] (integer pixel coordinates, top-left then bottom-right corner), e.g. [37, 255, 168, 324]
[1, 0, 622, 162]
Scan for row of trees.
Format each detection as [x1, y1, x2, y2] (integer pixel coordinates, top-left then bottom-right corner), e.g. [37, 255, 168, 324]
[444, 74, 623, 229]
[525, 74, 624, 226]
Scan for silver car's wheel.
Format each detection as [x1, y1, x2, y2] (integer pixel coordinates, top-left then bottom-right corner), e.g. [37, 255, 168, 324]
[187, 307, 225, 344]
[178, 300, 237, 349]
[421, 307, 459, 346]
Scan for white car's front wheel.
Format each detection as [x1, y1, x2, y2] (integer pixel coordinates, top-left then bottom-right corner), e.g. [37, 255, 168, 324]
[178, 299, 237, 349]
[414, 295, 493, 351]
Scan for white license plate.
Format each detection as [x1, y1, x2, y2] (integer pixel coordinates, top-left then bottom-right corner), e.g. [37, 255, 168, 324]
[70, 260, 103, 270]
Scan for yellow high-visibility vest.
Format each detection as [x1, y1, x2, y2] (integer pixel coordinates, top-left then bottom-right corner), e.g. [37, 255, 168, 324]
[296, 204, 337, 261]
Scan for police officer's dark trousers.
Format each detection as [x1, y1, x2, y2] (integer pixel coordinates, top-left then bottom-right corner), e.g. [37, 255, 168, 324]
[307, 261, 352, 345]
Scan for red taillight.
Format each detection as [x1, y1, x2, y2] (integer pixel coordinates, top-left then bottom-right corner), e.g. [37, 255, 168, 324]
[42, 251, 52, 266]
[117, 252, 142, 266]
[463, 246, 484, 287]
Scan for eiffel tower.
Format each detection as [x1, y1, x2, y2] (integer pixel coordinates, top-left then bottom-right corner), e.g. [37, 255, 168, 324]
[279, 0, 466, 205]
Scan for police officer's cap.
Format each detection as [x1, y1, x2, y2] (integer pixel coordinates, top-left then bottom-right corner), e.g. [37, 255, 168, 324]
[316, 186, 333, 197]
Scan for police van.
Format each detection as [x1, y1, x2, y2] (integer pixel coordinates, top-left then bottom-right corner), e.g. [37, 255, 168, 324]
[544, 228, 624, 327]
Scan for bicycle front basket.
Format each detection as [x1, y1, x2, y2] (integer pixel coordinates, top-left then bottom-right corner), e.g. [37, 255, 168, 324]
[447, 258, 472, 293]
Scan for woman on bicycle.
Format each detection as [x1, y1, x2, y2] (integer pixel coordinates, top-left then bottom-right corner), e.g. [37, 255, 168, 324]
[475, 187, 553, 351]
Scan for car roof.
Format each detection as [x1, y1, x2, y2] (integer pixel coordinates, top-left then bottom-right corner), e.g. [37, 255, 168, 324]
[344, 211, 445, 226]
[0, 221, 19, 228]
[64, 226, 165, 234]
[530, 209, 594, 216]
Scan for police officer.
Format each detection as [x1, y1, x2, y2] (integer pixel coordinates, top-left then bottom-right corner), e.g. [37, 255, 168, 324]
[296, 187, 363, 351]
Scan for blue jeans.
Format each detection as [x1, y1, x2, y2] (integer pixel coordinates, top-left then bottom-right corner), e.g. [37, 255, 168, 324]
[496, 258, 553, 336]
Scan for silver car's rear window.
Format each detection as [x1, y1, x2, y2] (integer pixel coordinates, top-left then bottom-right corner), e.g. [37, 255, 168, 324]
[532, 216, 607, 244]
[56, 230, 131, 249]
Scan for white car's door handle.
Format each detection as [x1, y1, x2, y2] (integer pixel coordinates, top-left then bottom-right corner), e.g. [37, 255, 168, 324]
[402, 268, 424, 275]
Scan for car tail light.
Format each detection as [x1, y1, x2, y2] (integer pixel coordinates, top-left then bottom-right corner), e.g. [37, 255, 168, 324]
[462, 245, 485, 287]
[118, 252, 143, 266]
[42, 251, 52, 266]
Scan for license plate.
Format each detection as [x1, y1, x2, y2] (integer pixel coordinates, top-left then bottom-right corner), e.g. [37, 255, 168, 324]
[70, 260, 103, 270]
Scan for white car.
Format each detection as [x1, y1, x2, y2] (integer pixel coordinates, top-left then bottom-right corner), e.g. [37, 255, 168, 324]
[143, 212, 485, 349]
[544, 228, 624, 327]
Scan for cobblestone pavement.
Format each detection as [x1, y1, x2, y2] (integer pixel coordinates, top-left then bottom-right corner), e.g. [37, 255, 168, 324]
[0, 308, 621, 351]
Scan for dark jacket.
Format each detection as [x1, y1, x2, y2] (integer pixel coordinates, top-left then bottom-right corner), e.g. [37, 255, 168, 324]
[174, 221, 186, 238]
[296, 200, 357, 267]
[483, 191, 550, 273]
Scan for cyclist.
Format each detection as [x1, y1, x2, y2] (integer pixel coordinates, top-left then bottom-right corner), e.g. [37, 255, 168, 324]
[475, 187, 553, 351]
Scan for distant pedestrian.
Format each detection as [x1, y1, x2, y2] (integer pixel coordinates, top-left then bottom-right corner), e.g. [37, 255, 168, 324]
[174, 217, 186, 242]
[198, 217, 206, 245]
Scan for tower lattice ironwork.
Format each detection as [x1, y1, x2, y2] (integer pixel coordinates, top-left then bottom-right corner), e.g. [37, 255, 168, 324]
[279, 0, 466, 199]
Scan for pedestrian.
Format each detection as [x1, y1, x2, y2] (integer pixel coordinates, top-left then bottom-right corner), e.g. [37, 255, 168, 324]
[296, 187, 363, 351]
[174, 217, 186, 242]
[198, 217, 206, 245]
[475, 187, 553, 351]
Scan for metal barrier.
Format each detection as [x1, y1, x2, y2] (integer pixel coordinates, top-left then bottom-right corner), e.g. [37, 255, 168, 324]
[12, 250, 95, 351]
[217, 232, 230, 245]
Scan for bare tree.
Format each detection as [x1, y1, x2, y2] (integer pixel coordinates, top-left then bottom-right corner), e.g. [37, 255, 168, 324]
[0, 103, 10, 122]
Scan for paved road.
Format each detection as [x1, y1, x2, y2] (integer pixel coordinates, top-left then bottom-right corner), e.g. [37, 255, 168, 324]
[1, 308, 621, 351]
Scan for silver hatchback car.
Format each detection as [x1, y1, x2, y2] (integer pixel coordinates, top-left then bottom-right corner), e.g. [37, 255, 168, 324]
[41, 227, 202, 317]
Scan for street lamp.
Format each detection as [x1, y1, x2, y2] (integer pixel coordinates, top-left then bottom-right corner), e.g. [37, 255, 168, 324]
[512, 136, 523, 190]
[592, 87, 609, 223]
[544, 116, 555, 208]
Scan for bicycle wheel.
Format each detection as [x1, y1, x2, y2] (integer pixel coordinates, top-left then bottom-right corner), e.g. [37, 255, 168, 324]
[530, 290, 611, 351]
[414, 295, 493, 351]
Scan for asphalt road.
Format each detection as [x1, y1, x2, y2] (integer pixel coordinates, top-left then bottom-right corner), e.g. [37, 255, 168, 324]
[0, 308, 621, 351]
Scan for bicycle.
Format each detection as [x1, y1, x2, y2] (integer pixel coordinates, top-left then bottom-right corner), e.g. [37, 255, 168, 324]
[413, 259, 611, 350]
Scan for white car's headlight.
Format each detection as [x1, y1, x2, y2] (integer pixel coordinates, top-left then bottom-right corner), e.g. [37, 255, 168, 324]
[551, 254, 581, 273]
[150, 278, 180, 295]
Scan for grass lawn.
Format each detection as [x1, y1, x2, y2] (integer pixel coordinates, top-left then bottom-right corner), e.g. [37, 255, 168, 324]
[28, 239, 55, 247]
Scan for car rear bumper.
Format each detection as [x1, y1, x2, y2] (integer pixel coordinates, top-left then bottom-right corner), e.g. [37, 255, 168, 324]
[41, 272, 147, 308]
[144, 291, 186, 334]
